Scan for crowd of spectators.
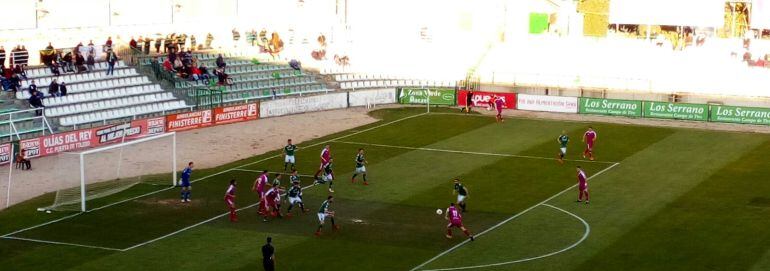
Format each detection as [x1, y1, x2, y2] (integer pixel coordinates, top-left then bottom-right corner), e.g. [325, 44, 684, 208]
[129, 33, 214, 55]
[158, 50, 231, 85]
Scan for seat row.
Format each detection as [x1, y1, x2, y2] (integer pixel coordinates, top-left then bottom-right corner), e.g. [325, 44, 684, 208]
[46, 92, 176, 117]
[59, 100, 189, 127]
[339, 80, 455, 89]
[25, 61, 127, 79]
[42, 84, 164, 107]
[28, 67, 137, 86]
[17, 76, 151, 99]
[221, 84, 327, 103]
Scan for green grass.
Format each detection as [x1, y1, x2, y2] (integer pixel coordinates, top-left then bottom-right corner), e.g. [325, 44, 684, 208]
[2, 107, 770, 270]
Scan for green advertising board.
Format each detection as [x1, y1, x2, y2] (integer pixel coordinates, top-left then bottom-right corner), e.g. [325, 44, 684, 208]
[711, 105, 770, 125]
[579, 98, 642, 117]
[398, 88, 456, 105]
[642, 101, 709, 121]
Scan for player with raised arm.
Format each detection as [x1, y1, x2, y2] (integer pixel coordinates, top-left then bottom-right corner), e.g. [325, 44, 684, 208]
[283, 139, 297, 172]
[252, 170, 269, 215]
[179, 162, 194, 203]
[577, 166, 589, 204]
[453, 179, 469, 212]
[286, 179, 308, 217]
[445, 202, 474, 241]
[313, 145, 331, 179]
[582, 127, 597, 161]
[224, 179, 238, 222]
[315, 195, 339, 236]
[316, 157, 335, 193]
[558, 131, 569, 164]
[351, 148, 368, 185]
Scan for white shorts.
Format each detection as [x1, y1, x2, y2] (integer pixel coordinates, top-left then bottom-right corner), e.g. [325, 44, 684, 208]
[560, 147, 567, 154]
[457, 195, 466, 203]
[317, 213, 326, 223]
[285, 155, 295, 164]
[289, 197, 302, 205]
[355, 166, 366, 174]
[323, 173, 334, 182]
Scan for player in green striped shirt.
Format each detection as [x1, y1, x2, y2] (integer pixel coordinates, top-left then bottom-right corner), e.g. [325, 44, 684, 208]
[453, 179, 469, 212]
[351, 148, 368, 185]
[284, 139, 298, 172]
[558, 131, 569, 164]
[315, 195, 338, 236]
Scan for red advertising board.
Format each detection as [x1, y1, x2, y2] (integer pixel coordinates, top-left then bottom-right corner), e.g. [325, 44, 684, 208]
[0, 143, 11, 165]
[19, 118, 167, 159]
[457, 90, 517, 109]
[166, 109, 213, 132]
[214, 103, 259, 125]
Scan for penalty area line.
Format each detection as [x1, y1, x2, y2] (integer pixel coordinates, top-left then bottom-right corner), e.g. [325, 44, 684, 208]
[1, 112, 427, 240]
[409, 162, 620, 271]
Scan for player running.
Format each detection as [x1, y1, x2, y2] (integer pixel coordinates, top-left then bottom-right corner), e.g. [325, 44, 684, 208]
[252, 170, 269, 214]
[576, 166, 589, 204]
[284, 139, 297, 172]
[453, 179, 469, 212]
[557, 131, 569, 164]
[286, 180, 308, 217]
[315, 157, 335, 193]
[315, 195, 339, 236]
[582, 127, 597, 161]
[351, 148, 368, 185]
[445, 202, 474, 241]
[224, 179, 238, 222]
[179, 162, 194, 203]
[313, 145, 331, 180]
[494, 95, 505, 123]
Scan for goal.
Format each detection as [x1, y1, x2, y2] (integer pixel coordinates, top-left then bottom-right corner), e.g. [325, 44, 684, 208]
[45, 132, 177, 212]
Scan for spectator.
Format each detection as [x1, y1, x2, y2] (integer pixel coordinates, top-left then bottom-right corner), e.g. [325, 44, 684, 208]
[105, 36, 113, 50]
[216, 54, 226, 69]
[56, 52, 66, 72]
[75, 53, 86, 73]
[262, 237, 275, 271]
[143, 36, 151, 54]
[214, 67, 230, 85]
[18, 45, 29, 65]
[190, 35, 197, 51]
[48, 79, 60, 97]
[87, 40, 95, 57]
[86, 52, 95, 72]
[50, 62, 60, 76]
[232, 28, 241, 47]
[162, 58, 173, 72]
[75, 42, 83, 56]
[173, 58, 183, 72]
[27, 80, 37, 96]
[105, 49, 118, 75]
[9, 73, 20, 93]
[129, 37, 138, 50]
[16, 149, 31, 170]
[190, 65, 202, 81]
[205, 33, 214, 49]
[176, 34, 186, 51]
[182, 50, 193, 66]
[63, 51, 74, 73]
[28, 90, 44, 116]
[0, 46, 5, 68]
[163, 35, 172, 53]
[199, 64, 210, 82]
[155, 36, 162, 53]
[59, 81, 67, 96]
[13, 64, 26, 80]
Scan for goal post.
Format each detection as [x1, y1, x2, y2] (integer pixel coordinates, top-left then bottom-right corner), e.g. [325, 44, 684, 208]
[46, 132, 177, 212]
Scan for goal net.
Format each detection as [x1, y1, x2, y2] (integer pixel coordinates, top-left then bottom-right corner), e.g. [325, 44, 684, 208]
[45, 132, 177, 212]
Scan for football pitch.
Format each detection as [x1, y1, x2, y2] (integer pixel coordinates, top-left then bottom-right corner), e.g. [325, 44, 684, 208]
[3, 107, 770, 270]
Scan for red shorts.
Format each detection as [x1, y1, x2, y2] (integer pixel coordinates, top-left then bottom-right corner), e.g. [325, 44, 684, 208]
[224, 195, 235, 208]
[579, 183, 588, 192]
[447, 220, 464, 228]
[319, 161, 328, 170]
[586, 143, 594, 151]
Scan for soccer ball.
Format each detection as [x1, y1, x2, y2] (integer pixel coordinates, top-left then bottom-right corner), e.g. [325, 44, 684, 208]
[436, 209, 443, 215]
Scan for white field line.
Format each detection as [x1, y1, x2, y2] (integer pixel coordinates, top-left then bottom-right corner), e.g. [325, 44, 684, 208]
[230, 169, 315, 178]
[1, 236, 124, 251]
[421, 203, 590, 271]
[1, 112, 426, 245]
[409, 162, 620, 271]
[333, 141, 618, 164]
[122, 182, 318, 251]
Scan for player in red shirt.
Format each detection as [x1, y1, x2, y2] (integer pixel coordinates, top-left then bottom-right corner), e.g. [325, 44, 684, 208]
[313, 145, 331, 179]
[444, 202, 474, 241]
[252, 170, 269, 215]
[224, 179, 238, 222]
[262, 187, 282, 222]
[494, 96, 505, 123]
[582, 127, 597, 161]
[576, 166, 589, 204]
